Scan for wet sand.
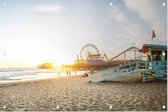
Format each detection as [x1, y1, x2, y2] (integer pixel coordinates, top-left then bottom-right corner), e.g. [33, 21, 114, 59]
[0, 74, 167, 111]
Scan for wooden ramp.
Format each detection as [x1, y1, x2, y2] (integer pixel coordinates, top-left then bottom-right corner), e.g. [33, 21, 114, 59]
[89, 61, 152, 83]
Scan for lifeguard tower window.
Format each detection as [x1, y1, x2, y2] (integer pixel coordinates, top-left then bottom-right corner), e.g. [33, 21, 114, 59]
[152, 51, 161, 61]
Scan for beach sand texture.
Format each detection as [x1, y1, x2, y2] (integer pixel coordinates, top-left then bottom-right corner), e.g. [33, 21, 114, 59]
[0, 74, 167, 111]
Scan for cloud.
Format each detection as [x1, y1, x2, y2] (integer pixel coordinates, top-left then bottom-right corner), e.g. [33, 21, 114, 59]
[105, 5, 149, 47]
[105, 0, 166, 46]
[31, 4, 65, 13]
[123, 0, 167, 42]
[123, 0, 158, 22]
[106, 6, 129, 24]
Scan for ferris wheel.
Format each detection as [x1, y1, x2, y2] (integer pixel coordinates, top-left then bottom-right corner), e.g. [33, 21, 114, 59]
[80, 43, 100, 60]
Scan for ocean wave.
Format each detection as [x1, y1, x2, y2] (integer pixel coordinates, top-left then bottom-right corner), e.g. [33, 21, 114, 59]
[0, 68, 84, 84]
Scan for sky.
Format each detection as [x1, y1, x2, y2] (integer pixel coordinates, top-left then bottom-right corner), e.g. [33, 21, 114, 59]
[0, 0, 167, 68]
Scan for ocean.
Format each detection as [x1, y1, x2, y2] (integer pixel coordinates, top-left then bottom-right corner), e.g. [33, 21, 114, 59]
[0, 68, 84, 84]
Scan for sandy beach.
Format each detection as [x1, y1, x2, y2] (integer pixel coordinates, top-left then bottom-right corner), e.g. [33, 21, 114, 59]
[0, 73, 167, 111]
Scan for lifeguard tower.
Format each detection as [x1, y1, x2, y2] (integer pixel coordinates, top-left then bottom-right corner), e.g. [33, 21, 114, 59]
[140, 44, 167, 82]
[89, 44, 167, 83]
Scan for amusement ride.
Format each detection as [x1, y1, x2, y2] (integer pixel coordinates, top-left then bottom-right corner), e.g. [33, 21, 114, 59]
[76, 43, 108, 65]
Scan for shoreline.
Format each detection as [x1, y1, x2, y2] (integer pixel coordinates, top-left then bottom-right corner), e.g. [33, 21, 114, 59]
[0, 68, 85, 86]
[0, 75, 82, 88]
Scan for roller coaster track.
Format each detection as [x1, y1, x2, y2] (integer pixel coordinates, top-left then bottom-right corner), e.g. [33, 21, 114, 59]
[109, 47, 140, 62]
